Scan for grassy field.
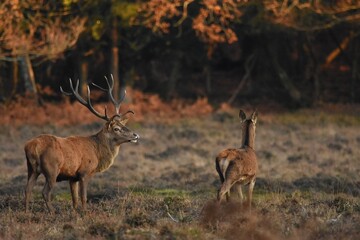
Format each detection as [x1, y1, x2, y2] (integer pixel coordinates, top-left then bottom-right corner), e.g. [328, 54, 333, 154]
[1, 109, 360, 239]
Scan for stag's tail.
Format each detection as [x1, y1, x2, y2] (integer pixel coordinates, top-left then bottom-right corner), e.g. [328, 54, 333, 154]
[24, 142, 38, 175]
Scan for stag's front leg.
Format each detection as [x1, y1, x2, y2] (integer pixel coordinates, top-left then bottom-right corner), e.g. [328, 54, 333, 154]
[69, 180, 79, 209]
[79, 176, 90, 210]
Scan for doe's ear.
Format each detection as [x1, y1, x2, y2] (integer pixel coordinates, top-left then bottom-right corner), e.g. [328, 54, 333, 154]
[239, 110, 247, 122]
[120, 118, 129, 126]
[251, 110, 258, 124]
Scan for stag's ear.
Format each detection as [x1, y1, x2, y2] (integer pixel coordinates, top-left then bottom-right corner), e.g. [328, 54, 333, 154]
[120, 118, 129, 126]
[239, 110, 247, 122]
[106, 121, 112, 131]
[251, 111, 258, 124]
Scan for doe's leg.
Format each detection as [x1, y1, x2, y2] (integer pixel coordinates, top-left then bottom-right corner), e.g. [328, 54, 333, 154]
[216, 161, 231, 202]
[247, 178, 256, 210]
[218, 180, 235, 203]
[234, 183, 244, 201]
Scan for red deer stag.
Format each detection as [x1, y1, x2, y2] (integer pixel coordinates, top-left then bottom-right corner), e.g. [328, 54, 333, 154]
[215, 110, 258, 209]
[24, 75, 139, 213]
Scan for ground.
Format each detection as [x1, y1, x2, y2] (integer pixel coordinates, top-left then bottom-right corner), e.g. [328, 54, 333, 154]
[0, 107, 360, 239]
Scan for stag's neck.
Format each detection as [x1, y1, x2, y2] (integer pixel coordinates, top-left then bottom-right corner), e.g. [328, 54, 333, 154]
[91, 129, 120, 172]
[241, 126, 255, 150]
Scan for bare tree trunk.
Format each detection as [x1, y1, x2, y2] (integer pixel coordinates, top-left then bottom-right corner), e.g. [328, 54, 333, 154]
[20, 54, 37, 95]
[111, 16, 121, 100]
[79, 59, 88, 96]
[304, 35, 321, 104]
[11, 60, 19, 98]
[19, 54, 43, 104]
[167, 57, 181, 99]
[227, 53, 256, 105]
[352, 36, 360, 103]
[267, 42, 302, 105]
[326, 30, 353, 67]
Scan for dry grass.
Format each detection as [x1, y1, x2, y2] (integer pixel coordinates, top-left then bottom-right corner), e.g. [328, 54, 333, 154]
[1, 107, 360, 239]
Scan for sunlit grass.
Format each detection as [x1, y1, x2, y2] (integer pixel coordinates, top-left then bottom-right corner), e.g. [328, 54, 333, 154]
[271, 111, 360, 126]
[1, 112, 360, 239]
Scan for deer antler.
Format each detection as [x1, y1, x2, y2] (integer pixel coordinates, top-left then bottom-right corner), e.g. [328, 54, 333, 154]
[60, 78, 109, 121]
[92, 74, 134, 117]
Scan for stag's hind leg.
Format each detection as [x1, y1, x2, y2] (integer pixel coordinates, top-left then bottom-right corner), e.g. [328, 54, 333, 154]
[25, 161, 40, 212]
[42, 165, 58, 213]
[42, 177, 56, 213]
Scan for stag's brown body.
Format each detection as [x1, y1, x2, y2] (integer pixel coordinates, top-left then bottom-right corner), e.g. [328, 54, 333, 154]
[25, 76, 139, 213]
[216, 110, 258, 208]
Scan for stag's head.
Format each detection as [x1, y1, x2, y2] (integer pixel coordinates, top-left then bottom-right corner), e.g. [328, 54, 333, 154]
[60, 75, 139, 144]
[105, 115, 139, 144]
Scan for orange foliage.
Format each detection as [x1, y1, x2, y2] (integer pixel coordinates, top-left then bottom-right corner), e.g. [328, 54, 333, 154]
[139, 0, 246, 56]
[0, 0, 86, 60]
[139, 0, 360, 56]
[0, 89, 214, 126]
[193, 0, 242, 45]
[138, 0, 183, 33]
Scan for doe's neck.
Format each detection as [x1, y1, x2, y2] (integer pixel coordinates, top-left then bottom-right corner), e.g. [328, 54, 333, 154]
[241, 124, 256, 150]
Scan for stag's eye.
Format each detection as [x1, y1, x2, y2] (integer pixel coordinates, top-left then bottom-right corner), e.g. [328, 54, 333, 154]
[114, 127, 121, 132]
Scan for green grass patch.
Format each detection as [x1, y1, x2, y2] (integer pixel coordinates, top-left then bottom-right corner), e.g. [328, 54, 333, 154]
[54, 192, 72, 201]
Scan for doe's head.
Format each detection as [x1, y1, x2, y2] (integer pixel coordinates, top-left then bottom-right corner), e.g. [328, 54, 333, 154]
[239, 109, 258, 131]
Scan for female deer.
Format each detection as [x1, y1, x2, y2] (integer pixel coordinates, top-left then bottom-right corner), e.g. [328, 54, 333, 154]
[215, 110, 258, 208]
[25, 76, 139, 213]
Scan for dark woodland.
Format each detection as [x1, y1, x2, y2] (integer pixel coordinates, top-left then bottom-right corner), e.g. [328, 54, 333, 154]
[1, 0, 359, 107]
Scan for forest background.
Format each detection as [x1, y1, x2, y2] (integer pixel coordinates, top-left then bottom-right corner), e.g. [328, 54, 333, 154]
[1, 0, 359, 110]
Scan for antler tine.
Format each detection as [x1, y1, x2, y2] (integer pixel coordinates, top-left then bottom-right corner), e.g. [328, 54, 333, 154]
[92, 75, 122, 114]
[60, 78, 76, 96]
[91, 75, 134, 116]
[85, 86, 109, 120]
[70, 79, 87, 106]
[121, 110, 135, 117]
[61, 78, 109, 121]
[107, 74, 122, 114]
[105, 74, 114, 88]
